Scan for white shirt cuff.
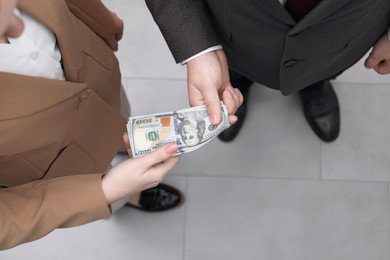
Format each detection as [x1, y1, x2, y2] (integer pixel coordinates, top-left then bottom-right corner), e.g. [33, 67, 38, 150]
[388, 27, 390, 40]
[180, 45, 223, 65]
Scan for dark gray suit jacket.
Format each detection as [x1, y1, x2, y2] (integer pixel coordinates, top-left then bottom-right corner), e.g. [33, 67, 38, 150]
[146, 0, 390, 95]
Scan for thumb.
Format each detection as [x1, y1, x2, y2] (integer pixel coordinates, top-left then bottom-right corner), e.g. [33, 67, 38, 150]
[202, 87, 223, 125]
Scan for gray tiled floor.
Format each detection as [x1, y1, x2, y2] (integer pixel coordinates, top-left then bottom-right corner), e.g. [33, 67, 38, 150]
[185, 177, 389, 260]
[2, 1, 390, 259]
[322, 83, 390, 182]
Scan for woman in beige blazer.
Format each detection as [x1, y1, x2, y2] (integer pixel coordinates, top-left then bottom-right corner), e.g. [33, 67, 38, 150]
[0, 0, 181, 250]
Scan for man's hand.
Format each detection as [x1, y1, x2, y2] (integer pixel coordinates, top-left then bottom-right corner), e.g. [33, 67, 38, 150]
[364, 32, 390, 74]
[186, 49, 243, 126]
[0, 0, 24, 39]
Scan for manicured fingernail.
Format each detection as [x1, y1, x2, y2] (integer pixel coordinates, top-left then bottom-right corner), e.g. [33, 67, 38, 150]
[165, 143, 178, 154]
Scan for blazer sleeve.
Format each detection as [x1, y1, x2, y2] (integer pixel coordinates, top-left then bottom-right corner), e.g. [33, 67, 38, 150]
[145, 0, 221, 63]
[64, 0, 119, 46]
[0, 174, 111, 250]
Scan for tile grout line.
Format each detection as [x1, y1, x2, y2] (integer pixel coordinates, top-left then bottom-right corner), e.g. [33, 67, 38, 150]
[387, 183, 390, 258]
[172, 173, 390, 185]
[182, 176, 189, 260]
[123, 77, 186, 82]
[333, 80, 390, 87]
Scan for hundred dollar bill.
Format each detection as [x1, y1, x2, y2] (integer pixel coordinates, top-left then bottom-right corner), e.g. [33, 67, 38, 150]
[127, 102, 230, 157]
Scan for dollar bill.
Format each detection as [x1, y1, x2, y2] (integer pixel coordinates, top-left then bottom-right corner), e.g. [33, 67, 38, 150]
[127, 102, 230, 157]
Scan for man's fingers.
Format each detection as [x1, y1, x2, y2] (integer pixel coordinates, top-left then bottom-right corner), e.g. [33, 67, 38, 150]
[222, 87, 237, 115]
[364, 54, 379, 69]
[365, 33, 390, 73]
[234, 88, 244, 104]
[365, 52, 390, 74]
[222, 86, 243, 116]
[374, 60, 390, 74]
[228, 115, 238, 125]
[223, 87, 243, 125]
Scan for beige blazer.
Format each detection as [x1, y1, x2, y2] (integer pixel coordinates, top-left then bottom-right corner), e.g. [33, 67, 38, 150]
[0, 0, 125, 250]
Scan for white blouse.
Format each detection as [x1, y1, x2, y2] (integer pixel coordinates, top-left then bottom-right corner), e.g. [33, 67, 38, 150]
[0, 9, 65, 80]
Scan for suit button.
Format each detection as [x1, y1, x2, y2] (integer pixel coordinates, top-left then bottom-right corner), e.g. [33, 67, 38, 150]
[284, 60, 297, 67]
[79, 88, 91, 102]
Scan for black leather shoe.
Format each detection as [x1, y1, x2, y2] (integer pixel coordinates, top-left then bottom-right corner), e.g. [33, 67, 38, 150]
[125, 183, 184, 212]
[218, 74, 253, 142]
[299, 80, 340, 142]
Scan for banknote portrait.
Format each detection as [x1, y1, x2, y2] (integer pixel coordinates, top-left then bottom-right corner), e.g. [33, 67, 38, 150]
[175, 110, 209, 147]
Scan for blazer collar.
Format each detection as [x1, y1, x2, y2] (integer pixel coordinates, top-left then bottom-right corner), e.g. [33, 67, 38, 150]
[18, 0, 83, 82]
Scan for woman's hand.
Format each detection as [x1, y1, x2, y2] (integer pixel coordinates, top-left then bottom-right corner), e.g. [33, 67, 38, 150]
[101, 133, 180, 205]
[0, 0, 24, 39]
[105, 12, 123, 51]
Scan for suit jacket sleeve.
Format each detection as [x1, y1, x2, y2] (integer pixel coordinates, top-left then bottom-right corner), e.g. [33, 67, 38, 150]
[145, 0, 221, 63]
[65, 0, 118, 46]
[0, 174, 111, 250]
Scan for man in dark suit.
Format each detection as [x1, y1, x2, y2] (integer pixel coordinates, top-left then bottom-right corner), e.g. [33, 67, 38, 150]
[145, 0, 390, 142]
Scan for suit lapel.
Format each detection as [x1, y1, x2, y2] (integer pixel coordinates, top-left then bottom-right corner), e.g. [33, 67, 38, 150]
[290, 0, 353, 34]
[18, 0, 83, 82]
[256, 0, 296, 25]
[258, 0, 354, 33]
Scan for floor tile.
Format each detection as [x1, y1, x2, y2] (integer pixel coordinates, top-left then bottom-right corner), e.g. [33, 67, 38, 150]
[102, 0, 186, 79]
[322, 83, 390, 182]
[121, 78, 189, 117]
[185, 177, 389, 260]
